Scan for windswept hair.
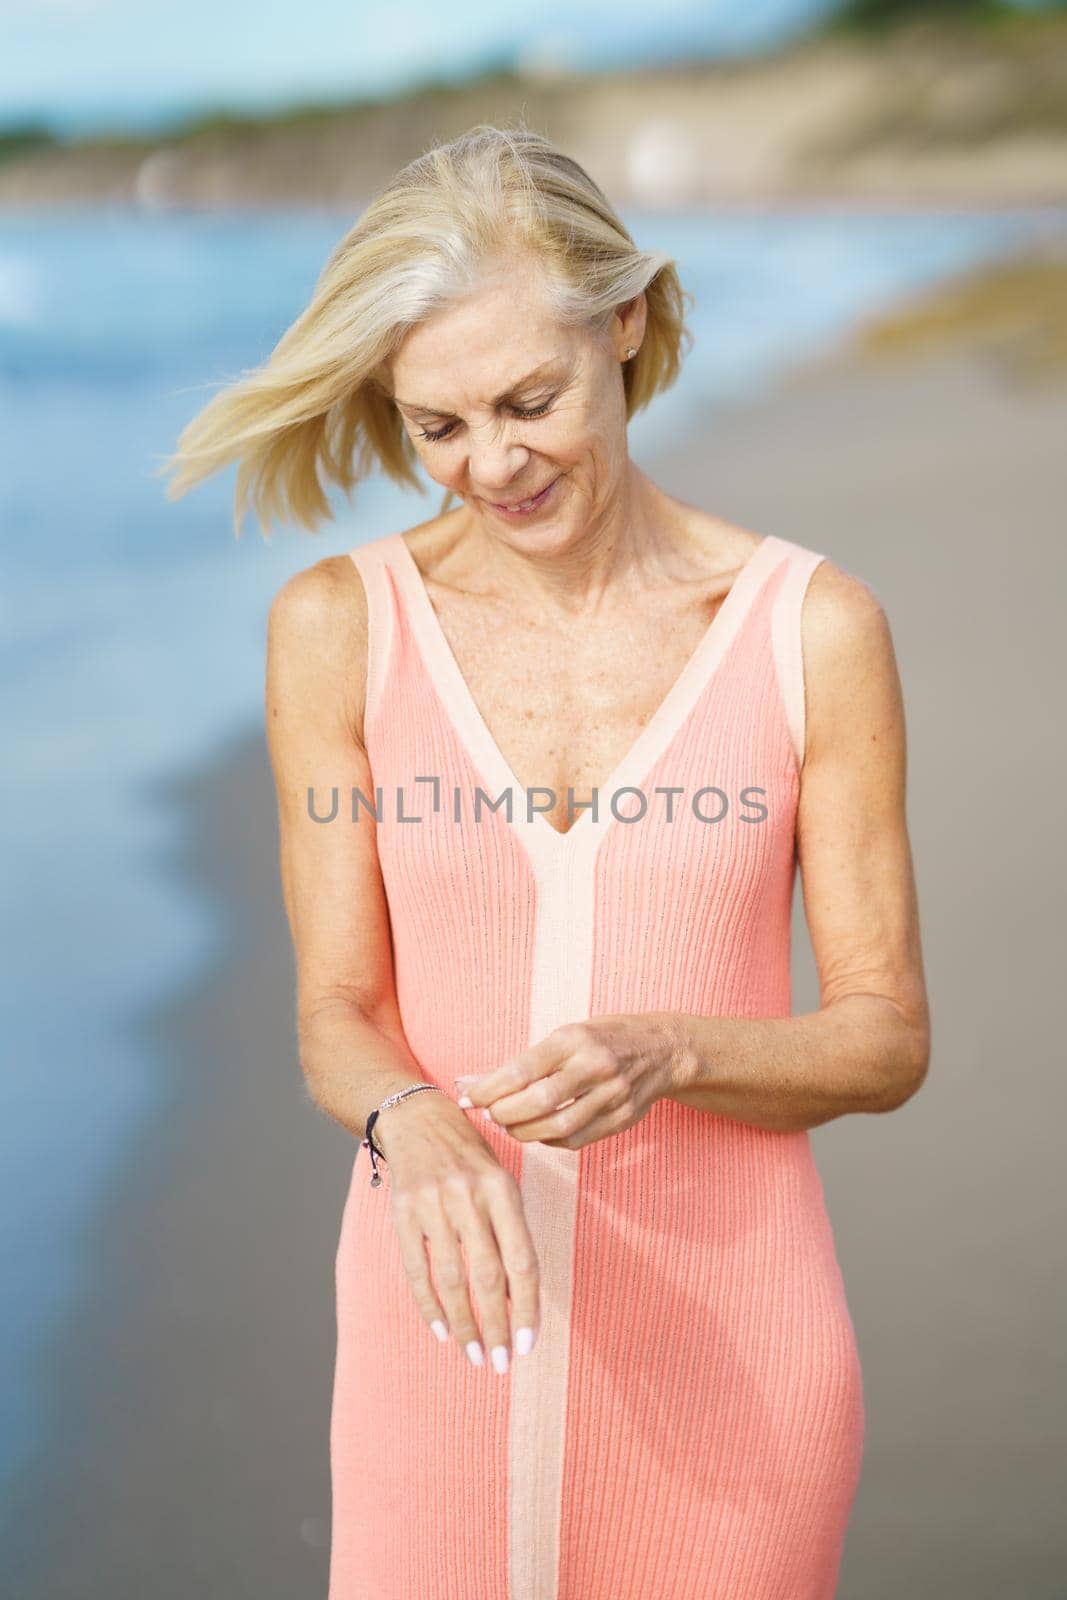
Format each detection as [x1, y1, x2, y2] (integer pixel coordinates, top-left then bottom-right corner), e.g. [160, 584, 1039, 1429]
[156, 119, 694, 538]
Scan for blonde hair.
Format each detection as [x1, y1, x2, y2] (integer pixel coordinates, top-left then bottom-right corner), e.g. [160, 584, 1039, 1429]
[155, 119, 694, 538]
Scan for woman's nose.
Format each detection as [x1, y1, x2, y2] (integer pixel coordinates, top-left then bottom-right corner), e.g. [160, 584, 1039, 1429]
[463, 423, 531, 489]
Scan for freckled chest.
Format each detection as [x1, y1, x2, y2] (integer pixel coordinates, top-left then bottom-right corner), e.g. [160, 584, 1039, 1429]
[417, 577, 735, 836]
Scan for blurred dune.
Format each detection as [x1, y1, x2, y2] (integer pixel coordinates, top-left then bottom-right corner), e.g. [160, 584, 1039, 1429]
[793, 237, 1067, 387]
[2, 15, 1067, 210]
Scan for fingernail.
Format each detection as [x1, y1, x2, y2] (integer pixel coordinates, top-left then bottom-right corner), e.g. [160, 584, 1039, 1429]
[482, 1107, 492, 1120]
[466, 1341, 484, 1366]
[430, 1319, 448, 1343]
[515, 1327, 536, 1356]
[490, 1344, 510, 1373]
[457, 1094, 473, 1108]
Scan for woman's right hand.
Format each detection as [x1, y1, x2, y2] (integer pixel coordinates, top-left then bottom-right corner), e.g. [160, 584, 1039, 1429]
[374, 1093, 541, 1372]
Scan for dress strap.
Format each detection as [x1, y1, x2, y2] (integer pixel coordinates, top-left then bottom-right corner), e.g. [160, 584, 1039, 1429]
[347, 540, 397, 741]
[770, 543, 827, 772]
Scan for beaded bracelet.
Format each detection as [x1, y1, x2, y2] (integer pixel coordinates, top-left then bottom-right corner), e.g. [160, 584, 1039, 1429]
[362, 1082, 447, 1187]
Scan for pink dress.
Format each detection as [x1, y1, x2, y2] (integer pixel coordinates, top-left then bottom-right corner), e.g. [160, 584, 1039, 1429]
[329, 529, 865, 1600]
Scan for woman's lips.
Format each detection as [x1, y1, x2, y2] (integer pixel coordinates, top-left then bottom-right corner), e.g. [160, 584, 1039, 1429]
[491, 476, 559, 515]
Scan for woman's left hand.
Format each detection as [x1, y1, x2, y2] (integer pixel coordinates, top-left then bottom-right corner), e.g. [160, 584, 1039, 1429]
[453, 1013, 685, 1150]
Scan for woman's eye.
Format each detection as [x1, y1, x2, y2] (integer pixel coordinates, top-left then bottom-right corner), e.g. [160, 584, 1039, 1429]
[513, 399, 553, 420]
[417, 399, 553, 444]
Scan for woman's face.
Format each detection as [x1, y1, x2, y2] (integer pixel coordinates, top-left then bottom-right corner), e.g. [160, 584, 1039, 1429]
[386, 255, 645, 547]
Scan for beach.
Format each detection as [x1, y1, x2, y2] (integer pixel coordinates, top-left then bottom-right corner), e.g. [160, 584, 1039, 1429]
[4, 274, 1066, 1597]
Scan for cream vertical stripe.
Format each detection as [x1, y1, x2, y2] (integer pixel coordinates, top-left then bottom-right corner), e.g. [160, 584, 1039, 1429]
[507, 834, 600, 1599]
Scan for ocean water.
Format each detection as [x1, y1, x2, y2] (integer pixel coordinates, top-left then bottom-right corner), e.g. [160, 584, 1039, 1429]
[0, 200, 1062, 1498]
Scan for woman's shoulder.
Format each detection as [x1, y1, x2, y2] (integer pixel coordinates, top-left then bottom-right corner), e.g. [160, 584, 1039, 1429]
[266, 546, 373, 741]
[266, 503, 458, 640]
[714, 516, 896, 728]
[796, 551, 901, 766]
[799, 546, 887, 642]
[268, 544, 369, 639]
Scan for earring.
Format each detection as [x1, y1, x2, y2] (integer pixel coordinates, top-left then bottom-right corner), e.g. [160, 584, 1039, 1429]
[625, 346, 637, 359]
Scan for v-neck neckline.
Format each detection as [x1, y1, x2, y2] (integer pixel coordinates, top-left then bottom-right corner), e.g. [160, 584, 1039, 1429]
[386, 528, 786, 860]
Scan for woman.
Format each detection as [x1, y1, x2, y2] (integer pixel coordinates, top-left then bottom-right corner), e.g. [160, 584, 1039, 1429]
[163, 123, 929, 1600]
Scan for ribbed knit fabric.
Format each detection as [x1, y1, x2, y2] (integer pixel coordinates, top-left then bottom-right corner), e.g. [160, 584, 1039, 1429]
[329, 529, 865, 1600]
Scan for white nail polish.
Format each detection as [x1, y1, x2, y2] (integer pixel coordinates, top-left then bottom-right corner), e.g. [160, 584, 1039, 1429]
[515, 1327, 536, 1356]
[430, 1319, 448, 1342]
[457, 1095, 473, 1109]
[466, 1341, 484, 1366]
[482, 1107, 492, 1120]
[491, 1345, 510, 1373]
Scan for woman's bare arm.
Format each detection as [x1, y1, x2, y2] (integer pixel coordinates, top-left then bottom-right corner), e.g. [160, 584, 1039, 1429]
[667, 559, 931, 1130]
[265, 552, 540, 1364]
[265, 553, 437, 1153]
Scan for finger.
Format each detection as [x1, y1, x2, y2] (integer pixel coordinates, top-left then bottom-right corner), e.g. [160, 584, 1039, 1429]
[485, 1064, 578, 1130]
[505, 1077, 626, 1145]
[455, 1055, 530, 1108]
[459, 1028, 574, 1108]
[494, 1029, 622, 1132]
[485, 1171, 540, 1353]
[391, 1193, 451, 1343]
[419, 1205, 488, 1365]
[446, 1178, 517, 1373]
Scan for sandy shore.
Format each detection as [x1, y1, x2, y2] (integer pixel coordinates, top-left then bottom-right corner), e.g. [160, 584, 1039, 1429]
[3, 291, 1065, 1595]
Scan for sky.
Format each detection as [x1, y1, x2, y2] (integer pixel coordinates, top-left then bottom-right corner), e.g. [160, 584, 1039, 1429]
[0, 0, 1056, 139]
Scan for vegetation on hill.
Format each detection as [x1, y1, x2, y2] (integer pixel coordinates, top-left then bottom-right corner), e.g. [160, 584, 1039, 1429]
[0, 122, 58, 162]
[824, 0, 1065, 30]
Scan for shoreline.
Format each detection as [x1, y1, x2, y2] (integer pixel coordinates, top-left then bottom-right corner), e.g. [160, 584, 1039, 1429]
[4, 319, 1066, 1594]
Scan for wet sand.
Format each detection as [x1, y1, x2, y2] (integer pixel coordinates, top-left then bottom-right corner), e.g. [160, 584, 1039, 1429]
[4, 322, 1066, 1596]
